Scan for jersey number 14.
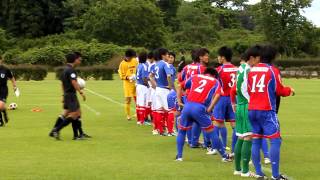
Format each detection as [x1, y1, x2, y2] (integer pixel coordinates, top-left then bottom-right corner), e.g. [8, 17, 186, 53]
[251, 74, 266, 92]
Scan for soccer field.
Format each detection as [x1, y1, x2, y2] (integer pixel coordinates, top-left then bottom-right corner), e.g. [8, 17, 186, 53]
[0, 74, 319, 180]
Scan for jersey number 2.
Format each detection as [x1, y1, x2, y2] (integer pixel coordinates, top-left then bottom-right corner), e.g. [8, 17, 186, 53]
[194, 80, 207, 93]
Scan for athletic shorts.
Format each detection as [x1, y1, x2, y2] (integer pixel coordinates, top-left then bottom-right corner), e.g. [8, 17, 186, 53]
[154, 87, 170, 110]
[63, 93, 80, 112]
[235, 103, 252, 137]
[248, 110, 280, 139]
[213, 96, 235, 122]
[123, 80, 136, 97]
[136, 84, 149, 107]
[0, 87, 8, 103]
[150, 88, 156, 110]
[179, 102, 214, 131]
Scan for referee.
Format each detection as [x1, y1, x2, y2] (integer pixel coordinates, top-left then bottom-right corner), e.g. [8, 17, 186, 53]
[49, 52, 87, 140]
[0, 61, 17, 127]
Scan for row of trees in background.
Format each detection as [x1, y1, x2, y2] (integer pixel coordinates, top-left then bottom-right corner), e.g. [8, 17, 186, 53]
[0, 0, 319, 66]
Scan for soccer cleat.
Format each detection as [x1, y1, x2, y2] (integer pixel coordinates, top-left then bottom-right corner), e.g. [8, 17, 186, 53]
[136, 121, 143, 125]
[79, 133, 92, 138]
[233, 170, 241, 176]
[50, 131, 61, 140]
[175, 155, 183, 162]
[143, 121, 151, 126]
[127, 116, 131, 121]
[167, 133, 175, 137]
[271, 174, 289, 180]
[152, 130, 159, 135]
[189, 143, 202, 148]
[264, 158, 271, 164]
[222, 154, 233, 162]
[206, 148, 218, 155]
[256, 174, 269, 180]
[241, 171, 258, 178]
[160, 132, 167, 136]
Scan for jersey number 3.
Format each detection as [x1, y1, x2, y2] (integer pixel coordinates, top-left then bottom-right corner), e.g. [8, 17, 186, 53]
[251, 74, 266, 92]
[194, 80, 207, 93]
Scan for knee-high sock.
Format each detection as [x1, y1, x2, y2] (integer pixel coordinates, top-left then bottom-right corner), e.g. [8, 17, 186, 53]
[72, 120, 79, 138]
[125, 103, 130, 117]
[242, 140, 252, 173]
[186, 129, 192, 144]
[0, 112, 3, 126]
[202, 130, 211, 148]
[2, 110, 8, 123]
[152, 111, 157, 130]
[166, 111, 175, 133]
[53, 115, 64, 129]
[270, 138, 282, 178]
[136, 106, 146, 123]
[219, 126, 227, 148]
[232, 128, 238, 153]
[145, 106, 151, 120]
[234, 139, 244, 171]
[191, 123, 201, 146]
[262, 138, 270, 158]
[154, 110, 164, 133]
[176, 129, 187, 158]
[252, 138, 263, 176]
[211, 128, 227, 158]
[55, 117, 72, 132]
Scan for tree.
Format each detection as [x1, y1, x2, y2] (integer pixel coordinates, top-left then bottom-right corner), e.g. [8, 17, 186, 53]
[259, 0, 312, 55]
[82, 0, 167, 49]
[156, 0, 181, 31]
[174, 2, 219, 46]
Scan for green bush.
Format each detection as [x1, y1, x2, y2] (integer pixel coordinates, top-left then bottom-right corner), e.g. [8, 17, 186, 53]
[8, 65, 48, 81]
[55, 66, 114, 80]
[275, 60, 320, 68]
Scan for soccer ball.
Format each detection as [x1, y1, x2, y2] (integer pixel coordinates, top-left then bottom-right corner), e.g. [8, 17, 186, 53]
[9, 102, 18, 110]
[77, 78, 86, 89]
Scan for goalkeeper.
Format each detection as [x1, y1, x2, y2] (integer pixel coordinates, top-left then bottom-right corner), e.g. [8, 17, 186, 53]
[118, 49, 138, 120]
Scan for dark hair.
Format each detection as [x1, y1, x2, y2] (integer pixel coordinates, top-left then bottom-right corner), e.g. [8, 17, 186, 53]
[245, 45, 263, 61]
[197, 48, 209, 59]
[177, 61, 186, 73]
[204, 67, 219, 78]
[138, 52, 147, 63]
[218, 46, 232, 62]
[169, 52, 176, 59]
[147, 51, 154, 59]
[191, 49, 199, 63]
[74, 51, 82, 58]
[261, 45, 278, 64]
[240, 53, 247, 62]
[155, 48, 169, 61]
[125, 49, 137, 58]
[66, 53, 77, 63]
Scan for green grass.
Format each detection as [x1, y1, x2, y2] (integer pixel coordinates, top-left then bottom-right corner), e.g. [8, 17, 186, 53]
[0, 74, 319, 180]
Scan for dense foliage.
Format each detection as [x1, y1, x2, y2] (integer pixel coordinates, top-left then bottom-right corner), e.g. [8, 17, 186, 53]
[0, 0, 319, 66]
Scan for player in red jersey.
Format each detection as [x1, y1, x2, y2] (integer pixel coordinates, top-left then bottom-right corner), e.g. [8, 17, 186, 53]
[176, 67, 232, 162]
[248, 45, 294, 180]
[178, 48, 209, 147]
[212, 46, 238, 154]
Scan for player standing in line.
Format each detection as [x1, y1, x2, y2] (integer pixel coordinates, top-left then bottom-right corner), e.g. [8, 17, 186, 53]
[176, 68, 232, 162]
[145, 52, 155, 125]
[149, 48, 174, 136]
[118, 49, 138, 121]
[213, 46, 238, 154]
[0, 60, 17, 127]
[165, 52, 177, 136]
[49, 52, 86, 140]
[248, 45, 294, 180]
[230, 48, 258, 177]
[136, 52, 149, 125]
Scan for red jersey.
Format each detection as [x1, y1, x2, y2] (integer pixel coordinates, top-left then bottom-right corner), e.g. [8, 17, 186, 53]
[216, 63, 238, 96]
[180, 63, 206, 83]
[184, 74, 221, 107]
[248, 63, 292, 111]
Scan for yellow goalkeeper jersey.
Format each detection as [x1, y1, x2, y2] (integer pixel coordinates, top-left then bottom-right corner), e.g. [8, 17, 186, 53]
[118, 58, 138, 80]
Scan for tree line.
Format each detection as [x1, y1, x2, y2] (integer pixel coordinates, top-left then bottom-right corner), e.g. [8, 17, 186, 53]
[0, 0, 319, 61]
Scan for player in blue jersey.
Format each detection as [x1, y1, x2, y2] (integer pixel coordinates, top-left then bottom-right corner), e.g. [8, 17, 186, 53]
[149, 48, 174, 136]
[176, 67, 233, 162]
[136, 52, 149, 125]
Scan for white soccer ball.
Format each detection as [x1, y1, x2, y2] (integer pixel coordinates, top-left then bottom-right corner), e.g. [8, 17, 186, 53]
[9, 102, 18, 110]
[77, 78, 86, 89]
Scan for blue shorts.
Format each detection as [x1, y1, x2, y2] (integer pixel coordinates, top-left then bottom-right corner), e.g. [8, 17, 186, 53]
[248, 110, 280, 139]
[179, 102, 213, 131]
[212, 96, 235, 122]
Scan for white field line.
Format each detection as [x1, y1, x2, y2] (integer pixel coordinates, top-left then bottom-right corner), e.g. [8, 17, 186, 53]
[85, 88, 124, 107]
[83, 104, 101, 116]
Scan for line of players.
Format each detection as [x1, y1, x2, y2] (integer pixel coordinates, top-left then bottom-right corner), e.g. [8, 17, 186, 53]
[133, 45, 294, 180]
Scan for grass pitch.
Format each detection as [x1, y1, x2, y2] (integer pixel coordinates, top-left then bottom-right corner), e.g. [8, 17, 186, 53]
[0, 74, 319, 180]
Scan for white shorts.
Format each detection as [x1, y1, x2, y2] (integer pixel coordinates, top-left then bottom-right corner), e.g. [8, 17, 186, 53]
[149, 88, 156, 110]
[154, 87, 170, 111]
[136, 84, 149, 107]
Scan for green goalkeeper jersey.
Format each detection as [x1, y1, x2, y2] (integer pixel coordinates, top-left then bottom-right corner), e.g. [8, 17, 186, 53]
[236, 63, 250, 105]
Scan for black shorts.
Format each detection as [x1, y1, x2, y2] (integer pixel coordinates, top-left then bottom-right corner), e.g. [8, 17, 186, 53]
[0, 88, 8, 103]
[63, 93, 80, 112]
